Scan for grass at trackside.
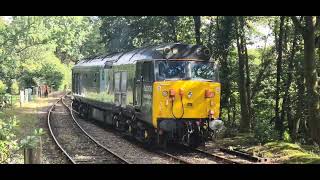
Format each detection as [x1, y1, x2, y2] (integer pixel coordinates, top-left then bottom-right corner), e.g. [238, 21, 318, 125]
[246, 142, 320, 164]
[0, 95, 54, 141]
[216, 133, 320, 164]
[215, 133, 258, 147]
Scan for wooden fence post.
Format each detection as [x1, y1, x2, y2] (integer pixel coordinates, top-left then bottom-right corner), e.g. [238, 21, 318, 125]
[24, 137, 42, 164]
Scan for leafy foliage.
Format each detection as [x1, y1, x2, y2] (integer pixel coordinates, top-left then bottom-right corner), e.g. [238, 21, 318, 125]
[1, 16, 105, 90]
[0, 116, 19, 162]
[10, 80, 19, 95]
[254, 118, 278, 143]
[0, 80, 7, 94]
[20, 128, 44, 149]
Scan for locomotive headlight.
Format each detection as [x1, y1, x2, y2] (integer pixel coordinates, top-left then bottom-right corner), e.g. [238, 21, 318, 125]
[209, 119, 224, 131]
[164, 47, 171, 54]
[172, 48, 178, 54]
[187, 91, 192, 99]
[203, 48, 211, 56]
[162, 91, 168, 97]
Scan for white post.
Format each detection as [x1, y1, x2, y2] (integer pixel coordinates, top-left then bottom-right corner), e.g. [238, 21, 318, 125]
[20, 90, 24, 107]
[24, 89, 28, 102]
[28, 88, 32, 101]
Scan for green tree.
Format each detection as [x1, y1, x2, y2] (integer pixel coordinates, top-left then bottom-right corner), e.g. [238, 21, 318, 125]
[291, 16, 320, 145]
[235, 16, 250, 132]
[274, 16, 285, 138]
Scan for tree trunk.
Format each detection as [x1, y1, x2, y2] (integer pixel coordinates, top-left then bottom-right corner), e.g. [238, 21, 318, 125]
[275, 16, 285, 139]
[232, 97, 236, 128]
[243, 34, 252, 130]
[237, 17, 252, 130]
[294, 56, 306, 140]
[303, 16, 320, 145]
[222, 50, 231, 123]
[236, 16, 250, 132]
[193, 16, 201, 45]
[214, 16, 233, 124]
[281, 25, 298, 141]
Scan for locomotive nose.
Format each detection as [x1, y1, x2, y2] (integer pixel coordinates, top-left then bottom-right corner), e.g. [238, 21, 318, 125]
[153, 81, 221, 124]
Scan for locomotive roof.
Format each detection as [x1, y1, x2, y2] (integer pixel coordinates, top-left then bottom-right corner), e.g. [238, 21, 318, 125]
[72, 43, 211, 70]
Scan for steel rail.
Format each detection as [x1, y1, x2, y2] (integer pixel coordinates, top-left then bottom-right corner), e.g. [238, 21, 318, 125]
[47, 96, 76, 164]
[61, 97, 130, 164]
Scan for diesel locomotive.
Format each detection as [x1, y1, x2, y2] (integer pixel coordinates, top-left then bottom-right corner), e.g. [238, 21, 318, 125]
[71, 43, 223, 147]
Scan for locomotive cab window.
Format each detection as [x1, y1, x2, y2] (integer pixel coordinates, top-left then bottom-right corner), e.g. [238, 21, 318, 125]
[155, 60, 219, 82]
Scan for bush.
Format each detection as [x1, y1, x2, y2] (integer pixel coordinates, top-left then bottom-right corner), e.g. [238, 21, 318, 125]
[10, 81, 19, 95]
[18, 51, 71, 91]
[254, 119, 278, 144]
[0, 80, 7, 94]
[283, 130, 292, 142]
[0, 116, 19, 163]
[20, 128, 44, 149]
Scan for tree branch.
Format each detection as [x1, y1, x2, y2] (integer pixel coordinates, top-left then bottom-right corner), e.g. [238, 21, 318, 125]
[315, 16, 320, 36]
[315, 16, 320, 29]
[14, 40, 48, 54]
[251, 36, 274, 100]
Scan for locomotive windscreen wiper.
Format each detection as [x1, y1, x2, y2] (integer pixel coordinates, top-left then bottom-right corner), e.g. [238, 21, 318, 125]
[181, 77, 191, 80]
[163, 78, 183, 81]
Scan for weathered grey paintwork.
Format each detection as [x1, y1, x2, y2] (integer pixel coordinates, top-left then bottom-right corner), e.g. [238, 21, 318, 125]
[72, 43, 211, 126]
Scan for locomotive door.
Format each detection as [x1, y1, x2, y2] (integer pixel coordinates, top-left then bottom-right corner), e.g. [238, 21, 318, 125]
[114, 71, 128, 107]
[75, 73, 81, 95]
[135, 62, 143, 108]
[135, 61, 154, 119]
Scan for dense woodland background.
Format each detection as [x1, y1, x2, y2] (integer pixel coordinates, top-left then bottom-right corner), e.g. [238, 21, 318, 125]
[0, 16, 319, 148]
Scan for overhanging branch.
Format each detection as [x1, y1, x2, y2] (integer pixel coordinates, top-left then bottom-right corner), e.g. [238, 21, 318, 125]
[14, 40, 48, 54]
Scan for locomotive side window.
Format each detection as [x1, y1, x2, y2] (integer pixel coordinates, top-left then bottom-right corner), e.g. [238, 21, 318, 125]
[121, 72, 127, 91]
[136, 62, 142, 81]
[114, 72, 121, 92]
[102, 70, 105, 81]
[94, 73, 97, 82]
[72, 72, 75, 93]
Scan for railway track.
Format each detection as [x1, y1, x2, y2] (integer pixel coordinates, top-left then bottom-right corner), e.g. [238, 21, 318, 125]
[158, 144, 241, 164]
[188, 147, 241, 164]
[63, 96, 190, 164]
[47, 95, 129, 164]
[219, 147, 269, 163]
[60, 95, 269, 164]
[159, 144, 269, 164]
